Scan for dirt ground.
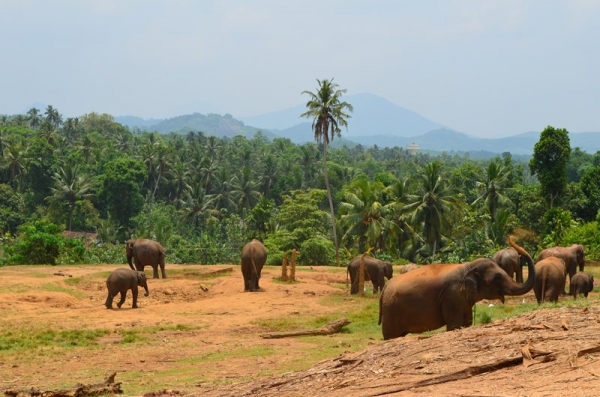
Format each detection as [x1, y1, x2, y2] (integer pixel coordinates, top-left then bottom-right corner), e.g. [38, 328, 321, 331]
[2, 264, 600, 397]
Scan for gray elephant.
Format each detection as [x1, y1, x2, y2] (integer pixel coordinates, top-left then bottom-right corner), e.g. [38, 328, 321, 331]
[492, 246, 523, 283]
[105, 268, 149, 309]
[379, 236, 535, 340]
[346, 256, 393, 294]
[126, 238, 166, 279]
[533, 257, 566, 303]
[570, 272, 594, 298]
[536, 244, 585, 293]
[241, 239, 267, 292]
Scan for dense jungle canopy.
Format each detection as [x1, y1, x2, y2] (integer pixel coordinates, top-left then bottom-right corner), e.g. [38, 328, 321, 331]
[1, 107, 600, 267]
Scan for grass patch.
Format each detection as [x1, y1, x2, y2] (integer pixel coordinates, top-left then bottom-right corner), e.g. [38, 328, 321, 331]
[0, 328, 111, 352]
[63, 277, 83, 286]
[0, 283, 34, 294]
[42, 283, 86, 298]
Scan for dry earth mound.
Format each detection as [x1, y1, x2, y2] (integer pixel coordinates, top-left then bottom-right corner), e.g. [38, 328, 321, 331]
[197, 306, 600, 397]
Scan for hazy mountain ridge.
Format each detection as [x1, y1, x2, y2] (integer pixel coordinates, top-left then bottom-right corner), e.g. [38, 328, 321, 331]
[113, 93, 600, 156]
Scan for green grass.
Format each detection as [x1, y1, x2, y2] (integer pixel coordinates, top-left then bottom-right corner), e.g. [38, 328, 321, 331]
[42, 283, 86, 298]
[0, 283, 34, 293]
[0, 328, 111, 352]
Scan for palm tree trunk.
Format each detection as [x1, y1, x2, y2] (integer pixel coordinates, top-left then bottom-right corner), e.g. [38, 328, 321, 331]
[322, 140, 340, 267]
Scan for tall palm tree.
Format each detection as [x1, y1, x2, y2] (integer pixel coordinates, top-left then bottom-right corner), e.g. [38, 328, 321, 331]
[472, 161, 513, 222]
[301, 78, 353, 266]
[3, 139, 28, 189]
[403, 161, 464, 262]
[231, 167, 262, 217]
[47, 164, 95, 230]
[27, 108, 42, 129]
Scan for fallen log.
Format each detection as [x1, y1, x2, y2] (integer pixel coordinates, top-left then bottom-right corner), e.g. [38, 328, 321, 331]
[4, 372, 122, 397]
[261, 318, 351, 339]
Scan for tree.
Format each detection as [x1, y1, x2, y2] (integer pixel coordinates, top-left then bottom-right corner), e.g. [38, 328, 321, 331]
[402, 161, 464, 262]
[47, 164, 95, 230]
[301, 78, 353, 266]
[339, 175, 396, 254]
[472, 161, 513, 223]
[99, 157, 147, 233]
[529, 126, 571, 207]
[27, 108, 42, 130]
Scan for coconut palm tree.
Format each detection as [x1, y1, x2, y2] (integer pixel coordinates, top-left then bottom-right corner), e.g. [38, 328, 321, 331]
[47, 164, 95, 230]
[403, 161, 464, 262]
[27, 108, 42, 129]
[339, 175, 398, 254]
[472, 161, 514, 222]
[301, 78, 353, 266]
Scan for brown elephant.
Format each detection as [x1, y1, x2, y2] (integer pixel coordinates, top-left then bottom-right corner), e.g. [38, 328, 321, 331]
[492, 247, 523, 283]
[241, 239, 267, 292]
[105, 268, 149, 309]
[533, 257, 566, 303]
[126, 238, 167, 279]
[346, 256, 393, 294]
[378, 236, 535, 340]
[536, 244, 585, 294]
[570, 271, 594, 298]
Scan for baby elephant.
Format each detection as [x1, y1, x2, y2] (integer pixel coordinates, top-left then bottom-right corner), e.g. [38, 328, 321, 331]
[570, 272, 594, 298]
[105, 268, 149, 309]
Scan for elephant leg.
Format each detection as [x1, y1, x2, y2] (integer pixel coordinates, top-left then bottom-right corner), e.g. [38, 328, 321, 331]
[249, 274, 257, 292]
[152, 265, 159, 279]
[105, 291, 114, 309]
[516, 265, 523, 284]
[132, 287, 139, 308]
[117, 291, 126, 308]
[160, 262, 167, 279]
[442, 301, 468, 331]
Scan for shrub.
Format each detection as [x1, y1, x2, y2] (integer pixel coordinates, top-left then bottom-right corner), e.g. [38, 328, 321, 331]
[5, 221, 65, 265]
[298, 237, 336, 266]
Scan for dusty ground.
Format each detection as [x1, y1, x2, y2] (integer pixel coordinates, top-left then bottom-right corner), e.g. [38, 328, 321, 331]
[1, 264, 600, 397]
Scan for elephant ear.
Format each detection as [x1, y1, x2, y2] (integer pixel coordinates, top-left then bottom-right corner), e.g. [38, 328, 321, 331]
[461, 264, 479, 293]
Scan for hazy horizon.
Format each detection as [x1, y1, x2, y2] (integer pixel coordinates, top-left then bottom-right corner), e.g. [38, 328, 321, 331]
[1, 1, 599, 139]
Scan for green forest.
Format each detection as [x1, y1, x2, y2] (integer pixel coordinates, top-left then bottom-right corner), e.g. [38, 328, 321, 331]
[1, 99, 600, 268]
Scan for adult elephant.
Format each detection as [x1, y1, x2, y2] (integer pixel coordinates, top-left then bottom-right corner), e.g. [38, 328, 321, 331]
[126, 238, 167, 279]
[570, 272, 594, 298]
[105, 268, 149, 309]
[241, 239, 267, 292]
[536, 244, 585, 294]
[492, 247, 523, 283]
[533, 257, 566, 303]
[379, 236, 535, 340]
[346, 256, 393, 294]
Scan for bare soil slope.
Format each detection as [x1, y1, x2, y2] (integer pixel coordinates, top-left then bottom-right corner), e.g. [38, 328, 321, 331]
[1, 264, 600, 397]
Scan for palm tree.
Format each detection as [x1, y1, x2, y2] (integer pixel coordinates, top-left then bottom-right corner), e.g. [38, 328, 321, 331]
[47, 164, 95, 230]
[472, 161, 514, 222]
[27, 108, 42, 129]
[3, 139, 28, 189]
[402, 161, 464, 262]
[339, 176, 397, 254]
[231, 167, 262, 217]
[301, 78, 353, 266]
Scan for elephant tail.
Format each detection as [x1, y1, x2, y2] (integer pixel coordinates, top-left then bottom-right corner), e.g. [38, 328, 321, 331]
[378, 282, 388, 325]
[541, 271, 548, 301]
[249, 245, 259, 277]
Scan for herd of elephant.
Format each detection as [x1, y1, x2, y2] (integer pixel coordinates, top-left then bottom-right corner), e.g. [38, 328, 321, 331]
[347, 237, 593, 339]
[105, 236, 593, 342]
[104, 238, 268, 309]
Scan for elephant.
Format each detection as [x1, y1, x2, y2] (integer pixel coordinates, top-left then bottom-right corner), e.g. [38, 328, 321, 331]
[346, 256, 393, 294]
[105, 268, 149, 309]
[378, 236, 535, 340]
[126, 238, 167, 279]
[492, 247, 523, 283]
[536, 244, 585, 294]
[533, 257, 566, 303]
[570, 271, 594, 298]
[241, 239, 267, 292]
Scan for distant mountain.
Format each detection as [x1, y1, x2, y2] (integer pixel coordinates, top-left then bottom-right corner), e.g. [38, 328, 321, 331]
[239, 93, 444, 138]
[117, 113, 276, 139]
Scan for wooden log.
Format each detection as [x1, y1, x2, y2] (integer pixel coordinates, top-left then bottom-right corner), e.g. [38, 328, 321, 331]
[290, 249, 299, 281]
[4, 372, 122, 397]
[260, 318, 351, 339]
[281, 255, 289, 281]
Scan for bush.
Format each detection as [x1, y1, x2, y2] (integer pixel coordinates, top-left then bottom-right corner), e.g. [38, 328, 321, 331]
[561, 221, 600, 261]
[298, 237, 336, 266]
[5, 221, 65, 265]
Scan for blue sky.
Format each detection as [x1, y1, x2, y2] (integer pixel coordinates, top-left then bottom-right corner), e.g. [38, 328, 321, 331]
[1, 0, 599, 138]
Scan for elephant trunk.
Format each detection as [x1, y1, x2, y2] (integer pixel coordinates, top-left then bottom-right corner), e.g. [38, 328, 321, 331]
[503, 237, 536, 296]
